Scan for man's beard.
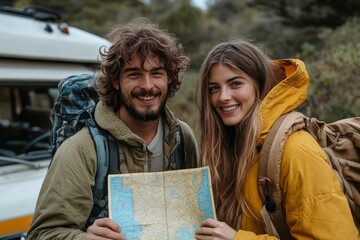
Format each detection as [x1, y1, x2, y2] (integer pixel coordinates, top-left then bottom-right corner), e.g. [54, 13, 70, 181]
[121, 89, 168, 121]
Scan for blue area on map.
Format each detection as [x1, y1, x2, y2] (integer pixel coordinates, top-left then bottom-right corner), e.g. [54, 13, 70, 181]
[168, 186, 178, 198]
[109, 176, 142, 239]
[198, 169, 214, 221]
[175, 225, 198, 239]
[152, 175, 161, 185]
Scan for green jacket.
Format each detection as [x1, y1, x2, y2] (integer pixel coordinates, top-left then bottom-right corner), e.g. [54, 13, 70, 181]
[28, 101, 199, 240]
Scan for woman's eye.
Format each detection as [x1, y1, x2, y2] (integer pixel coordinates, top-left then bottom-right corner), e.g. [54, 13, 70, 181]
[209, 86, 219, 93]
[231, 81, 242, 86]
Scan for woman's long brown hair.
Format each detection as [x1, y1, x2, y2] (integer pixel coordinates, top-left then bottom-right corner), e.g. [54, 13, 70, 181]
[196, 39, 284, 229]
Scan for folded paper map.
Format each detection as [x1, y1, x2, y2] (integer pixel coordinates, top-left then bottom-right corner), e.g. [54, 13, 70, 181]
[108, 166, 216, 239]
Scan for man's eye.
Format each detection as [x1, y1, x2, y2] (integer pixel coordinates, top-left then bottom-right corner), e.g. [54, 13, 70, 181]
[128, 73, 140, 78]
[153, 71, 165, 77]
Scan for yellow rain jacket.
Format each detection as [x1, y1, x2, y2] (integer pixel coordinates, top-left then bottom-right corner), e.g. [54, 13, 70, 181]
[234, 59, 359, 239]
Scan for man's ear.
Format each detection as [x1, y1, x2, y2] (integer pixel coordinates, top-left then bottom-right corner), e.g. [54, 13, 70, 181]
[112, 79, 120, 90]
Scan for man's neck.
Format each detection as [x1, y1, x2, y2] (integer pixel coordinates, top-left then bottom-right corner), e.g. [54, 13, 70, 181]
[116, 108, 160, 144]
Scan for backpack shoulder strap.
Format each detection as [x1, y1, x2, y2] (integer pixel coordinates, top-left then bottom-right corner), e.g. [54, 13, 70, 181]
[258, 111, 306, 239]
[170, 123, 185, 169]
[84, 108, 119, 226]
[85, 109, 109, 202]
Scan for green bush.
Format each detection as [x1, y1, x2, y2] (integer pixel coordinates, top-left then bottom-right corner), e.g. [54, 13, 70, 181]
[299, 17, 360, 122]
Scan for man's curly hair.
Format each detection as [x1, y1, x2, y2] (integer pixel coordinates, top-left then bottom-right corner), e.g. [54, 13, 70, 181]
[94, 19, 190, 110]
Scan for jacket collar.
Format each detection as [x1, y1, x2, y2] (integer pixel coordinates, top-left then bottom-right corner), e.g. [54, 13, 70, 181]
[94, 101, 179, 148]
[258, 59, 309, 146]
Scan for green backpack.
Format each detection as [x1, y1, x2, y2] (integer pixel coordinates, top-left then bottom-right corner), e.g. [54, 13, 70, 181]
[258, 111, 360, 239]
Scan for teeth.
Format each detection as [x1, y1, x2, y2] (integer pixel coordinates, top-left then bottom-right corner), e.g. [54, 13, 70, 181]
[222, 105, 237, 111]
[138, 96, 155, 101]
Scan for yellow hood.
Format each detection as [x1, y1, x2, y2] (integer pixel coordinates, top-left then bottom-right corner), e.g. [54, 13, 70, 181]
[258, 59, 309, 145]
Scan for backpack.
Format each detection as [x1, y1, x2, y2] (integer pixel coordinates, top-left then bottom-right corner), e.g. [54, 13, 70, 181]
[258, 111, 360, 239]
[49, 73, 185, 227]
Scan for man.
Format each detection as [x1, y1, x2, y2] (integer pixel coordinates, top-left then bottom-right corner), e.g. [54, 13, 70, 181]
[28, 19, 199, 239]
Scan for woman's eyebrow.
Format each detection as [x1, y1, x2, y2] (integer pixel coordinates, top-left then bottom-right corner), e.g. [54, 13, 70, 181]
[209, 76, 239, 84]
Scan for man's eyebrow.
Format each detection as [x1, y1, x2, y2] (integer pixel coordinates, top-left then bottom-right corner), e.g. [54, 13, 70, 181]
[123, 67, 141, 73]
[151, 67, 166, 72]
[123, 66, 166, 73]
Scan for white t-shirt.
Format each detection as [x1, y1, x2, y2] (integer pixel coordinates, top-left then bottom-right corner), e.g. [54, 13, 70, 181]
[147, 119, 164, 172]
[119, 119, 164, 173]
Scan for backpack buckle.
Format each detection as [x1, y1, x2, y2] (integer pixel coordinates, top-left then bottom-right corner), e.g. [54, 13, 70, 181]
[258, 177, 276, 212]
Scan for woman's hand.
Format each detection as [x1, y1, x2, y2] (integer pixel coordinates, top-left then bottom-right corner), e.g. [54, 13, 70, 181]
[86, 218, 126, 240]
[195, 218, 237, 240]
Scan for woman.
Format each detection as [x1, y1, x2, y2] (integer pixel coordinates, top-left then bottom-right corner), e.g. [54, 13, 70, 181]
[195, 39, 358, 239]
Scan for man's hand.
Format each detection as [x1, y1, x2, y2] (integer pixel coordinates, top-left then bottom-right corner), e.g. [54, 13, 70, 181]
[195, 218, 236, 240]
[86, 218, 126, 240]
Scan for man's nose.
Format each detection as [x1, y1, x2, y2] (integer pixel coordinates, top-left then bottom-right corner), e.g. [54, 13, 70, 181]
[140, 73, 153, 89]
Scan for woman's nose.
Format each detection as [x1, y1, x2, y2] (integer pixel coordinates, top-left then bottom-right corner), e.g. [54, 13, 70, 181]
[218, 87, 231, 101]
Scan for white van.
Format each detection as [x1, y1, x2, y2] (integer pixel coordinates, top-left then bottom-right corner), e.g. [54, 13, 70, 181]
[0, 5, 109, 239]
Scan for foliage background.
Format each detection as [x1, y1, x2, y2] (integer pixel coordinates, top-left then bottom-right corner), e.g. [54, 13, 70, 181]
[12, 0, 360, 128]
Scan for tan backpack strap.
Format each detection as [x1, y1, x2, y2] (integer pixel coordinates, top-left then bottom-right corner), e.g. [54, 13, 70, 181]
[258, 111, 306, 239]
